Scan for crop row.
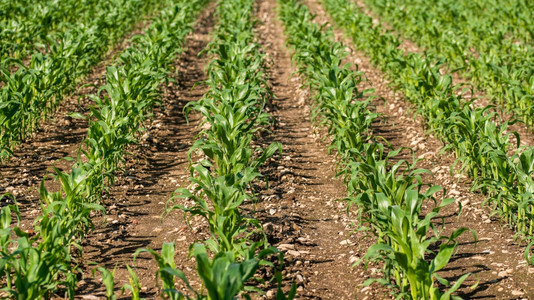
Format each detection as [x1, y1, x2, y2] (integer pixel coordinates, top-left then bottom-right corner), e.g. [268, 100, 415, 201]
[322, 0, 534, 263]
[362, 0, 534, 47]
[429, 0, 534, 45]
[0, 0, 103, 61]
[0, 0, 207, 297]
[277, 0, 472, 298]
[362, 0, 534, 127]
[0, 0, 165, 160]
[129, 0, 300, 298]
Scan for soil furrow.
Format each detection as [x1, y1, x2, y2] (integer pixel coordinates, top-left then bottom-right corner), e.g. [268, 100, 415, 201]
[76, 4, 217, 298]
[253, 0, 389, 298]
[305, 0, 534, 298]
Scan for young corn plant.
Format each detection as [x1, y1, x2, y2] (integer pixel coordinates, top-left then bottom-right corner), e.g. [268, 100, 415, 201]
[0, 167, 104, 299]
[169, 165, 265, 255]
[277, 0, 473, 297]
[169, 0, 280, 257]
[165, 0, 293, 298]
[135, 242, 282, 300]
[363, 202, 471, 300]
[122, 265, 143, 300]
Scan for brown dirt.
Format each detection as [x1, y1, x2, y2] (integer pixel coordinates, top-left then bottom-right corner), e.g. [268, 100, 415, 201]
[75, 4, 216, 298]
[305, 0, 534, 298]
[253, 0, 392, 298]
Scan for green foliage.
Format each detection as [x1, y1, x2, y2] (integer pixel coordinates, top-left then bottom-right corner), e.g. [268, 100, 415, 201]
[277, 0, 472, 297]
[122, 265, 143, 300]
[163, 0, 294, 298]
[136, 243, 280, 300]
[322, 0, 534, 263]
[0, 0, 209, 297]
[0, 167, 105, 299]
[168, 0, 279, 259]
[0, 0, 165, 160]
[170, 164, 264, 255]
[364, 0, 534, 127]
[96, 266, 118, 300]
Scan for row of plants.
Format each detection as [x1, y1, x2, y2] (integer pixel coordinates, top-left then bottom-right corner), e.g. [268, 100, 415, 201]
[277, 0, 472, 298]
[132, 0, 297, 298]
[362, 0, 534, 127]
[362, 0, 534, 46]
[322, 0, 534, 262]
[445, 0, 534, 45]
[0, 0, 208, 298]
[0, 0, 165, 161]
[0, 0, 102, 61]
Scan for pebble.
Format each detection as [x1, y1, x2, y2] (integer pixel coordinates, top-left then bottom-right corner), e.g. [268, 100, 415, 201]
[449, 189, 461, 196]
[287, 250, 301, 257]
[296, 274, 304, 282]
[512, 290, 524, 296]
[278, 244, 295, 251]
[4, 186, 18, 196]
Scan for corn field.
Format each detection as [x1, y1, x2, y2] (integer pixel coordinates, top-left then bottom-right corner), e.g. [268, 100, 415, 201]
[1, 0, 533, 298]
